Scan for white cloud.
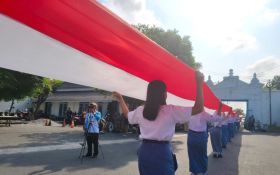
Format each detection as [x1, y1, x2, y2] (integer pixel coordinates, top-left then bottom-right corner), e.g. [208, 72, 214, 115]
[258, 8, 280, 25]
[98, 0, 279, 54]
[241, 56, 280, 83]
[153, 0, 275, 53]
[221, 33, 258, 53]
[98, 0, 161, 26]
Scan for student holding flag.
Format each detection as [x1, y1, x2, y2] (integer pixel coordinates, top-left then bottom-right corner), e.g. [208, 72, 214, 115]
[221, 113, 229, 148]
[113, 71, 205, 175]
[228, 113, 236, 139]
[209, 102, 223, 158]
[187, 106, 222, 174]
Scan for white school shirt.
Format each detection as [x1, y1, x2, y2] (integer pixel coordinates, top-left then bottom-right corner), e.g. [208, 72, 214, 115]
[220, 116, 228, 126]
[128, 105, 192, 141]
[188, 111, 220, 132]
[215, 114, 225, 127]
[228, 116, 235, 123]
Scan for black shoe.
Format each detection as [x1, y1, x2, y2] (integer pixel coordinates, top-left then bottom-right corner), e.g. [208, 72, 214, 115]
[85, 153, 91, 157]
[218, 154, 223, 158]
[92, 154, 98, 158]
[222, 145, 226, 149]
[213, 154, 218, 158]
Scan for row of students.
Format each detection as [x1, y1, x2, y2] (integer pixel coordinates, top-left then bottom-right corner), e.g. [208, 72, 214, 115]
[113, 71, 238, 175]
[210, 112, 240, 153]
[188, 109, 241, 174]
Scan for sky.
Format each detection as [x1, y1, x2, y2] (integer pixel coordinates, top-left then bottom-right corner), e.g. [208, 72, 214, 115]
[98, 0, 280, 84]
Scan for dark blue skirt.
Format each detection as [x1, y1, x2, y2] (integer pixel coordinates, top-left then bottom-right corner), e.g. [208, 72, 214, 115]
[187, 130, 208, 174]
[229, 123, 235, 138]
[227, 124, 232, 142]
[210, 127, 222, 153]
[221, 125, 228, 146]
[138, 142, 174, 175]
[235, 122, 240, 132]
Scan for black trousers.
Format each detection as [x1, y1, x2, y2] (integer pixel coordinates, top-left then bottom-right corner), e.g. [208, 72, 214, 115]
[86, 133, 99, 156]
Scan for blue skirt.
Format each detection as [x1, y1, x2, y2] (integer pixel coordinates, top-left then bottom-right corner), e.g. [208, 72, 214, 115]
[138, 142, 174, 175]
[227, 124, 232, 142]
[229, 123, 235, 138]
[235, 122, 240, 132]
[187, 130, 208, 174]
[210, 127, 222, 153]
[221, 125, 228, 146]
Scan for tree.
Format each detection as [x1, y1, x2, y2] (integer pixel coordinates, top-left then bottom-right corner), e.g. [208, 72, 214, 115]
[0, 68, 42, 112]
[31, 78, 62, 119]
[133, 24, 201, 69]
[234, 108, 244, 116]
[271, 75, 280, 90]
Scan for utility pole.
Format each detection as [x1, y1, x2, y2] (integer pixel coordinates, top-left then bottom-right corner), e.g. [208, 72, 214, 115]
[266, 80, 272, 126]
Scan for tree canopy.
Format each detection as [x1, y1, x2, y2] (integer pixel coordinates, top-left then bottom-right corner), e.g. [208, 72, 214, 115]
[31, 78, 62, 119]
[0, 68, 61, 116]
[271, 75, 280, 90]
[0, 67, 42, 101]
[234, 108, 244, 116]
[133, 24, 201, 69]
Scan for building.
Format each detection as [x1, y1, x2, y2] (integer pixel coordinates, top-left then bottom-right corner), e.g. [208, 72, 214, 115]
[40, 82, 142, 120]
[40, 82, 114, 119]
[207, 69, 280, 126]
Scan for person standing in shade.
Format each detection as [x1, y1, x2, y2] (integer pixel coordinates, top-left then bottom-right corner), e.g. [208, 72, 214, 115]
[66, 107, 72, 125]
[209, 102, 223, 158]
[225, 115, 231, 143]
[113, 71, 205, 175]
[251, 115, 256, 132]
[236, 114, 241, 131]
[187, 108, 222, 175]
[221, 113, 229, 148]
[84, 103, 101, 158]
[228, 113, 235, 139]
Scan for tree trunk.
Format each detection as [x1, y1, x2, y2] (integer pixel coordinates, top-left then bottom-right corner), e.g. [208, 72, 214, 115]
[32, 103, 41, 120]
[9, 99, 14, 113]
[32, 95, 47, 120]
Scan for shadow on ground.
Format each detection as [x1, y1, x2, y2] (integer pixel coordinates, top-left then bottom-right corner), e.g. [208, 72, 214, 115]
[0, 131, 140, 149]
[240, 130, 280, 137]
[208, 131, 242, 175]
[0, 136, 139, 175]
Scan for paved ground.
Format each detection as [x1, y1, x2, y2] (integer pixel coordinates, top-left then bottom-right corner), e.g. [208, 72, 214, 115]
[0, 122, 280, 175]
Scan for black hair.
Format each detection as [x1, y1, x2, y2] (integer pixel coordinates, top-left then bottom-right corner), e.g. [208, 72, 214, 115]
[143, 80, 167, 121]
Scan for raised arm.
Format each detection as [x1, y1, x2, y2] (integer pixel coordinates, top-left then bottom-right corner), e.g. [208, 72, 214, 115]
[191, 71, 205, 115]
[217, 102, 222, 116]
[112, 92, 129, 119]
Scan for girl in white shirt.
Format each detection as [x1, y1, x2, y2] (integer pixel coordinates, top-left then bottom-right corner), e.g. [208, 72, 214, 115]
[209, 104, 224, 159]
[113, 71, 204, 175]
[221, 113, 229, 148]
[187, 110, 221, 175]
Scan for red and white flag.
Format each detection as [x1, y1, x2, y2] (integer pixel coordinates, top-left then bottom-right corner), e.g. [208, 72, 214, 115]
[0, 0, 232, 112]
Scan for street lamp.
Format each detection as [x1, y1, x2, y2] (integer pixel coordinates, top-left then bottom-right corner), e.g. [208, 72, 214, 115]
[266, 80, 272, 126]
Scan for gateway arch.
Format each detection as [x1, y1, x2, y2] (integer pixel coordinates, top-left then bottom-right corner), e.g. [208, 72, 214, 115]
[207, 69, 280, 126]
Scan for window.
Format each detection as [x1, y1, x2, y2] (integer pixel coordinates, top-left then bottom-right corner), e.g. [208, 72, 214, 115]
[79, 102, 89, 114]
[59, 102, 68, 117]
[45, 102, 52, 116]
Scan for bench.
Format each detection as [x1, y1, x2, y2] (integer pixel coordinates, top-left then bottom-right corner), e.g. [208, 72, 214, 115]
[0, 116, 21, 126]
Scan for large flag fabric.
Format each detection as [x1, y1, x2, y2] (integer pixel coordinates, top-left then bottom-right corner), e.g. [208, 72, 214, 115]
[0, 0, 232, 112]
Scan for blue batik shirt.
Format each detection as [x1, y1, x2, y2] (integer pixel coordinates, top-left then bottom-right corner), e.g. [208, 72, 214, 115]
[84, 111, 101, 133]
